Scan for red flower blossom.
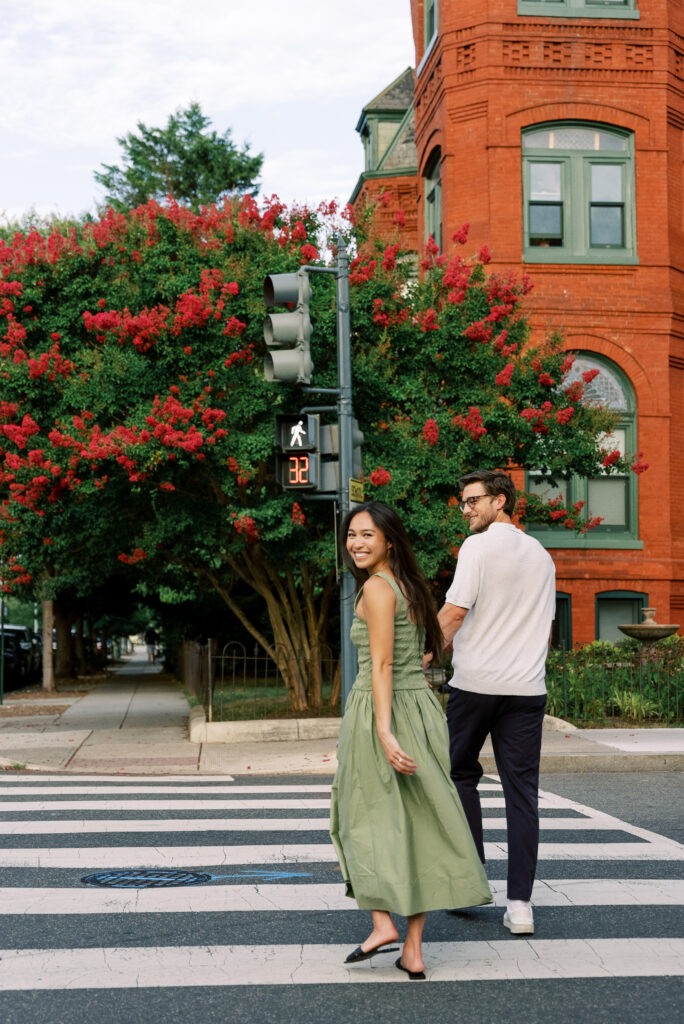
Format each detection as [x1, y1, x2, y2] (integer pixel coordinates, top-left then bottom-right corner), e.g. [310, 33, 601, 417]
[602, 449, 620, 468]
[300, 243, 319, 263]
[495, 363, 514, 387]
[382, 243, 400, 272]
[564, 381, 584, 403]
[453, 407, 487, 440]
[232, 513, 259, 542]
[369, 466, 391, 486]
[118, 548, 147, 565]
[452, 222, 470, 245]
[538, 372, 555, 387]
[417, 308, 439, 333]
[223, 317, 247, 337]
[292, 501, 306, 526]
[422, 419, 439, 446]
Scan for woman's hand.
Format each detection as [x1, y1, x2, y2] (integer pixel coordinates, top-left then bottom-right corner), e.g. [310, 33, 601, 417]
[379, 732, 416, 775]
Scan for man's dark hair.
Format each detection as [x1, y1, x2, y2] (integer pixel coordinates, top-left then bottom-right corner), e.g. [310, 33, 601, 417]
[458, 470, 516, 517]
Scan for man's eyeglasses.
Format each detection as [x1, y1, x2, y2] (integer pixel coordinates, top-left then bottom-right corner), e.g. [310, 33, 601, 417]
[459, 494, 492, 512]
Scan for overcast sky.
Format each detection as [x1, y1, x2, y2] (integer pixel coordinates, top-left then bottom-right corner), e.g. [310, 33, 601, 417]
[0, 0, 415, 223]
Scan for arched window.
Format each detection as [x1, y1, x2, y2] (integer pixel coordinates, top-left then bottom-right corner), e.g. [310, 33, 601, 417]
[522, 123, 637, 264]
[526, 353, 642, 549]
[424, 148, 442, 250]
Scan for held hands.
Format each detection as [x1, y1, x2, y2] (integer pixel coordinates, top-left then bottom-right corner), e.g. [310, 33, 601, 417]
[379, 732, 416, 775]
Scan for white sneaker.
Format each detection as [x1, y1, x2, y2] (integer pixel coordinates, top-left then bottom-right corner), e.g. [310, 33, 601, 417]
[503, 900, 534, 934]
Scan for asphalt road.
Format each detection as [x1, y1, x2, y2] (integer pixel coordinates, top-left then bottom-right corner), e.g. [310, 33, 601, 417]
[0, 771, 681, 1024]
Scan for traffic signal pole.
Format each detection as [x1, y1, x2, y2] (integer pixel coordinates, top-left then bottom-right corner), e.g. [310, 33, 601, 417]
[266, 239, 358, 709]
[332, 240, 357, 710]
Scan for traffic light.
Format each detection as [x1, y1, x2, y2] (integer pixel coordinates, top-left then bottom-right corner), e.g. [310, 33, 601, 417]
[263, 269, 313, 384]
[275, 413, 320, 490]
[317, 421, 364, 493]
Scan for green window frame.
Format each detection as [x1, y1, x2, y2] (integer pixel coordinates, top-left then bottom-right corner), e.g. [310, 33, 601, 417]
[552, 593, 573, 650]
[595, 590, 647, 643]
[417, 0, 439, 76]
[518, 0, 639, 18]
[526, 354, 642, 550]
[424, 148, 442, 250]
[522, 123, 637, 264]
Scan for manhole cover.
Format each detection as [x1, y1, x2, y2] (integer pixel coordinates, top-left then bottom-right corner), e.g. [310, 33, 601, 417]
[81, 869, 212, 888]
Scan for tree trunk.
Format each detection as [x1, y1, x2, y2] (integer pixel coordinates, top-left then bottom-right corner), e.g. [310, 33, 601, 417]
[42, 599, 54, 692]
[203, 551, 337, 713]
[54, 602, 74, 679]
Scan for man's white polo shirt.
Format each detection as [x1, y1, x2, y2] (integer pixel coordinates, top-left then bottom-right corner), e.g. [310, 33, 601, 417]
[444, 522, 556, 696]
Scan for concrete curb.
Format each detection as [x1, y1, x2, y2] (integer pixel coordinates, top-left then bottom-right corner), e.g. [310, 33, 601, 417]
[536, 753, 684, 773]
[188, 707, 578, 745]
[188, 705, 341, 744]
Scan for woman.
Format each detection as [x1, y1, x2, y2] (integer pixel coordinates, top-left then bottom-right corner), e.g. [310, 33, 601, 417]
[330, 502, 492, 980]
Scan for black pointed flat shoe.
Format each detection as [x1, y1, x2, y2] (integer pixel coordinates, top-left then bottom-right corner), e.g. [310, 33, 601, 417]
[395, 956, 426, 980]
[344, 942, 400, 964]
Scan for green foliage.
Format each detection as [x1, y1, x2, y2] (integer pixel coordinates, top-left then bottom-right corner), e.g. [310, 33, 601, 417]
[94, 103, 263, 212]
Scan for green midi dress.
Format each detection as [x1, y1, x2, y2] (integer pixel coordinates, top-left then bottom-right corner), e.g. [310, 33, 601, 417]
[329, 573, 492, 917]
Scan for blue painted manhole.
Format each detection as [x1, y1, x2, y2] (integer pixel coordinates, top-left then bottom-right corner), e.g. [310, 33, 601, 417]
[81, 869, 212, 888]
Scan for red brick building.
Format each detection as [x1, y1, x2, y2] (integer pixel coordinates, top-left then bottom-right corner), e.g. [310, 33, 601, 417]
[352, 0, 684, 645]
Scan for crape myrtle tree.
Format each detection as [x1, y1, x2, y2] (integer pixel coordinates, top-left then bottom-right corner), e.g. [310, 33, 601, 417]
[0, 196, 643, 708]
[95, 103, 263, 213]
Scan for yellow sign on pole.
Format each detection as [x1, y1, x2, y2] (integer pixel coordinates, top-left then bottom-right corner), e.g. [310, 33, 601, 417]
[349, 478, 365, 503]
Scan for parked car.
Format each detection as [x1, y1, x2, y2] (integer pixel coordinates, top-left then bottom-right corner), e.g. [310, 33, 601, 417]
[0, 624, 34, 685]
[1, 634, 25, 691]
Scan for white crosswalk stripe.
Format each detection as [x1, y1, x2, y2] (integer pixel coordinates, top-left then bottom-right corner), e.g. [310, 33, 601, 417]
[0, 773, 682, 993]
[2, 938, 684, 989]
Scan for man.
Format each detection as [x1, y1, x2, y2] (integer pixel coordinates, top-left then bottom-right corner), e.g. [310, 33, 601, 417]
[144, 625, 158, 664]
[436, 469, 555, 935]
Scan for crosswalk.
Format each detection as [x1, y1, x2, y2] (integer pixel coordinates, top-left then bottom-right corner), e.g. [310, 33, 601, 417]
[0, 772, 683, 997]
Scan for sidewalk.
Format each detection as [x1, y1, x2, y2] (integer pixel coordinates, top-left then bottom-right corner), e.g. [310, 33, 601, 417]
[1, 649, 683, 775]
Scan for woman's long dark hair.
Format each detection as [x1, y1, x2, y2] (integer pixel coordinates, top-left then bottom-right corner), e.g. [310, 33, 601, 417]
[341, 501, 443, 660]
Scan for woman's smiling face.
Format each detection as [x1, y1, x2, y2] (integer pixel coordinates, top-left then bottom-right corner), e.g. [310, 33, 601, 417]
[346, 510, 391, 574]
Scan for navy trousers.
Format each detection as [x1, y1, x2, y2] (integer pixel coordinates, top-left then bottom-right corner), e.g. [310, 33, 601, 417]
[446, 688, 547, 901]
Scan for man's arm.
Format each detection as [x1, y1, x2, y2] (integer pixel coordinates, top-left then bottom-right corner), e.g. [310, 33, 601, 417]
[439, 602, 468, 647]
[423, 602, 468, 672]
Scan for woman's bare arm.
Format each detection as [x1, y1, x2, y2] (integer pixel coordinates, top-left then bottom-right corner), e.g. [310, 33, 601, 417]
[362, 575, 416, 775]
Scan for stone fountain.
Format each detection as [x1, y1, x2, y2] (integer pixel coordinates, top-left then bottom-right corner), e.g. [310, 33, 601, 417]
[618, 607, 680, 657]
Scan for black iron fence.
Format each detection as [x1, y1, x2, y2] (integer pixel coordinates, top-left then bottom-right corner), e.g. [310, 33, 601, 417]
[545, 637, 684, 724]
[182, 640, 339, 721]
[181, 636, 684, 725]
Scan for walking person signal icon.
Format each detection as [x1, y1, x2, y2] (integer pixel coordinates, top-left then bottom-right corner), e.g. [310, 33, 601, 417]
[275, 413, 320, 490]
